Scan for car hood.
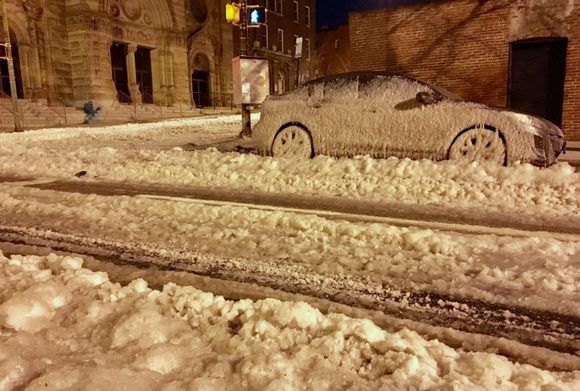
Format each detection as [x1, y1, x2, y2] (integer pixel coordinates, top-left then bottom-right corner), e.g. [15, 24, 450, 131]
[490, 108, 564, 138]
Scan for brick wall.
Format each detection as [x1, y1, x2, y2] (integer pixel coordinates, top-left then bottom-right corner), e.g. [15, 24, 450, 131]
[562, 3, 580, 141]
[316, 24, 350, 78]
[350, 0, 580, 141]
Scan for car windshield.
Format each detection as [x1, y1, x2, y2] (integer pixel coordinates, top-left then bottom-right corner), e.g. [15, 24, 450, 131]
[413, 78, 463, 101]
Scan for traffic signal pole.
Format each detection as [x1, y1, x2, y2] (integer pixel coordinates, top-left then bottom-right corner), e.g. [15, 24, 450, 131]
[238, 0, 252, 138]
[1, 0, 22, 131]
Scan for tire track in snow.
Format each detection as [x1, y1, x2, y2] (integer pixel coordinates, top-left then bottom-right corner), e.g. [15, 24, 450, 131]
[0, 226, 578, 359]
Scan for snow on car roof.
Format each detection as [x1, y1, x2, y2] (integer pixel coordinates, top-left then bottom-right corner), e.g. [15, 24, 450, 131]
[298, 72, 463, 101]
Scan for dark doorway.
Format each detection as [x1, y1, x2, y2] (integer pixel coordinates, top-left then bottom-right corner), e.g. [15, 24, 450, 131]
[135, 47, 153, 104]
[192, 71, 210, 107]
[110, 42, 130, 103]
[508, 38, 567, 127]
[0, 42, 24, 98]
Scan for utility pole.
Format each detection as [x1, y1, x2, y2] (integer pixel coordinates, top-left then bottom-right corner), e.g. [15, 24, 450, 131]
[0, 0, 22, 131]
[238, 0, 252, 138]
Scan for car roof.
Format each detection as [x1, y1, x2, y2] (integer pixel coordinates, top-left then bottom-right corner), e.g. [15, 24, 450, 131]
[304, 72, 418, 86]
[298, 72, 463, 101]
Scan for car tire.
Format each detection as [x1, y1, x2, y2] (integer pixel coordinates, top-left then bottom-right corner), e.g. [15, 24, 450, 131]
[271, 125, 314, 158]
[448, 125, 507, 165]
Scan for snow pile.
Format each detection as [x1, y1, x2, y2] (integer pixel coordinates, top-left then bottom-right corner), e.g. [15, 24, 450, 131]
[0, 146, 578, 219]
[0, 115, 577, 217]
[0, 187, 577, 311]
[1, 251, 579, 390]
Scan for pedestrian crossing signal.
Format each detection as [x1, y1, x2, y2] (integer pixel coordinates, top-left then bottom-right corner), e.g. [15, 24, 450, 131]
[247, 6, 266, 27]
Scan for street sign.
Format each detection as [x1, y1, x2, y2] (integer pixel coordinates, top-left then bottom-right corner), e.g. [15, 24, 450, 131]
[232, 56, 270, 105]
[295, 37, 303, 59]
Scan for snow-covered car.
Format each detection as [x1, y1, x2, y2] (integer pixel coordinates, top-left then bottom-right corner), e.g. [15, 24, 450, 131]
[252, 72, 566, 166]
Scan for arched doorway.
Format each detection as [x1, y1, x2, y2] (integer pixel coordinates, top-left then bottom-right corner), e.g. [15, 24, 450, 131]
[192, 53, 211, 107]
[0, 31, 24, 98]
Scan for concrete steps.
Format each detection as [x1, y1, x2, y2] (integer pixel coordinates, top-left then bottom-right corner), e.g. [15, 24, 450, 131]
[0, 99, 86, 131]
[0, 99, 236, 131]
[94, 103, 203, 124]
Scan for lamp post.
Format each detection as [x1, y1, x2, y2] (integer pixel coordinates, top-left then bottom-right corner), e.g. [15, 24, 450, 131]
[0, 0, 22, 131]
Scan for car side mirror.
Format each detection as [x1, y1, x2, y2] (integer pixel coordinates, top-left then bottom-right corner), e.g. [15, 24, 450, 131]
[416, 91, 443, 105]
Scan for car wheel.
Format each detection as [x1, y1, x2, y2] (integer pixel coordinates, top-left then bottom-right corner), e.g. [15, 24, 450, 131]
[448, 126, 506, 165]
[271, 126, 313, 158]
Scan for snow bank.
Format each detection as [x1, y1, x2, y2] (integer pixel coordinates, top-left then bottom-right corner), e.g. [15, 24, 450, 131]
[1, 251, 578, 390]
[0, 187, 577, 312]
[0, 115, 577, 217]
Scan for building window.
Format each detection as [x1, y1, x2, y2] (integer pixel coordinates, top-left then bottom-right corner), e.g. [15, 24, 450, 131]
[305, 5, 310, 27]
[277, 28, 284, 52]
[335, 39, 341, 49]
[305, 37, 310, 60]
[293, 1, 299, 23]
[275, 0, 283, 14]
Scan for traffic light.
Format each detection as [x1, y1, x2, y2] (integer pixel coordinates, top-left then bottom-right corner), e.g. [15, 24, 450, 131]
[246, 5, 266, 27]
[226, 3, 241, 25]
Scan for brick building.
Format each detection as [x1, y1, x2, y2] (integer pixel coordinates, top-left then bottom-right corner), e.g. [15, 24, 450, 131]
[348, 0, 580, 140]
[0, 0, 234, 129]
[316, 24, 350, 78]
[241, 0, 316, 94]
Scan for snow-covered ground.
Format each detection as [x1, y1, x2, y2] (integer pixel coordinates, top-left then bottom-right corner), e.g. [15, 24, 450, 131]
[0, 115, 577, 220]
[1, 251, 579, 390]
[0, 116, 579, 387]
[0, 185, 577, 314]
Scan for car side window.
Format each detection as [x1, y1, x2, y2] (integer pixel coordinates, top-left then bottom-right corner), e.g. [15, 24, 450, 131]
[358, 75, 389, 100]
[323, 78, 357, 102]
[388, 76, 431, 102]
[307, 82, 323, 99]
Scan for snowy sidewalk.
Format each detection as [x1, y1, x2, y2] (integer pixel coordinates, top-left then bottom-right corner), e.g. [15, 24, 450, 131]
[561, 141, 580, 167]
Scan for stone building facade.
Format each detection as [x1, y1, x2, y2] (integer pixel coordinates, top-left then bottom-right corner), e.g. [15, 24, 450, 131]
[0, 0, 234, 113]
[348, 0, 580, 141]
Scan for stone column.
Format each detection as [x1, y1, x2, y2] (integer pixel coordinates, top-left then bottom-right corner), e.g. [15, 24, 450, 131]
[152, 48, 167, 105]
[166, 48, 176, 106]
[24, 3, 44, 101]
[126, 43, 141, 104]
[25, 27, 43, 100]
[17, 44, 33, 98]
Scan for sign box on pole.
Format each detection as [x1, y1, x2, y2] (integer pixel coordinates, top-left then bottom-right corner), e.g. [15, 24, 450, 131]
[232, 56, 270, 105]
[295, 37, 303, 59]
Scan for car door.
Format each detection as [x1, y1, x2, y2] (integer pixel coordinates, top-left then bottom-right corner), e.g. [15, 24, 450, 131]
[315, 76, 360, 156]
[360, 75, 440, 160]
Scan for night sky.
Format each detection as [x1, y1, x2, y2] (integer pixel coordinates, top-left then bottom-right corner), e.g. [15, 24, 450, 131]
[316, 0, 428, 30]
